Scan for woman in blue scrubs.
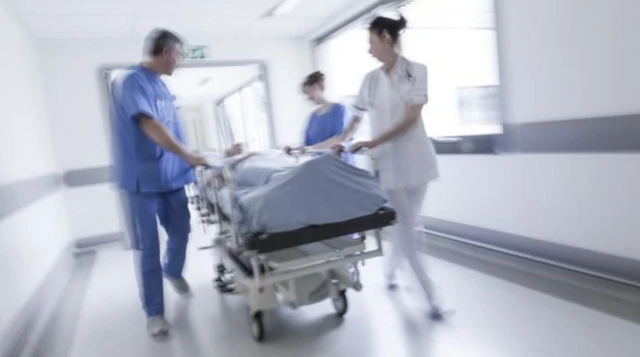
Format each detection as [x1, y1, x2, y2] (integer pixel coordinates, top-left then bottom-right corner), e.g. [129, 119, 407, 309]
[285, 72, 354, 164]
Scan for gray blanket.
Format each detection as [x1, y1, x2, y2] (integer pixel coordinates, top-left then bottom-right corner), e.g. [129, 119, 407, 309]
[214, 153, 386, 234]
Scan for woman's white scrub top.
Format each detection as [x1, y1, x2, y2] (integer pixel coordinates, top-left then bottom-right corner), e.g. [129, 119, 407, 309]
[352, 56, 439, 191]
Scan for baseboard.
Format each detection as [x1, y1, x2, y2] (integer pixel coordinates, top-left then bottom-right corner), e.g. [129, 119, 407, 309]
[0, 245, 75, 357]
[73, 232, 124, 252]
[419, 217, 640, 287]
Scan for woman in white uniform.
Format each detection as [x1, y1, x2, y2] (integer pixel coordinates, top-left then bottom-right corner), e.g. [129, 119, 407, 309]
[338, 15, 443, 320]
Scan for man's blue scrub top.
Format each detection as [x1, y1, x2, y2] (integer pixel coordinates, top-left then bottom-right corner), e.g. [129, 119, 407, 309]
[111, 65, 194, 193]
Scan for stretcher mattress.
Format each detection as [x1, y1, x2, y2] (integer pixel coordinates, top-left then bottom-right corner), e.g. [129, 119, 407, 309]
[208, 153, 388, 235]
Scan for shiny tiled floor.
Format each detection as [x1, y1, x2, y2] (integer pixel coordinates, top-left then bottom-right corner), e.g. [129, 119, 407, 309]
[39, 227, 640, 357]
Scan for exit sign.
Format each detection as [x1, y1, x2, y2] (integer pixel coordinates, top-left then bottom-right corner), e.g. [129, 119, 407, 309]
[182, 46, 210, 60]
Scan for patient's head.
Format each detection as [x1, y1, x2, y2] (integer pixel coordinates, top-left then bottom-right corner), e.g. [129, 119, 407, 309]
[225, 143, 245, 156]
[302, 71, 326, 105]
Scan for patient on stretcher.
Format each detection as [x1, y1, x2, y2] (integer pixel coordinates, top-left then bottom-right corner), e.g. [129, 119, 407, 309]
[205, 150, 387, 235]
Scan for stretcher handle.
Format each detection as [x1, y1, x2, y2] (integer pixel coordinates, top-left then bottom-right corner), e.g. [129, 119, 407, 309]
[288, 147, 370, 156]
[331, 144, 370, 155]
[285, 148, 332, 156]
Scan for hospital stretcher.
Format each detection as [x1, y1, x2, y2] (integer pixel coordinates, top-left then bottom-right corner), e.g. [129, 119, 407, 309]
[192, 150, 395, 342]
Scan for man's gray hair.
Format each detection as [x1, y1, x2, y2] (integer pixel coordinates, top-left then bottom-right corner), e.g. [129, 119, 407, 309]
[143, 29, 183, 57]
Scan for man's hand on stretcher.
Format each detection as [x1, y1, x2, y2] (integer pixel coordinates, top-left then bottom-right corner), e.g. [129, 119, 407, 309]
[137, 115, 210, 168]
[185, 153, 209, 167]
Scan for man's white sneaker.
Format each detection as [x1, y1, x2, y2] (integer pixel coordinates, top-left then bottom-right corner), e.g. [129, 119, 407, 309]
[147, 316, 170, 337]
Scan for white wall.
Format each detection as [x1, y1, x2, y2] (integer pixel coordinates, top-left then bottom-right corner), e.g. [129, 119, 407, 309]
[497, 0, 640, 123]
[426, 0, 640, 260]
[0, 4, 71, 336]
[200, 102, 220, 151]
[38, 38, 314, 241]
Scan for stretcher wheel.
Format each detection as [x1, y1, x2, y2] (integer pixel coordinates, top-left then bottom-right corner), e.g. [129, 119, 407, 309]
[250, 312, 265, 342]
[332, 290, 348, 317]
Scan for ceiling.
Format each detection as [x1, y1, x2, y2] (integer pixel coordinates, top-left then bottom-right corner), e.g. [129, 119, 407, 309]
[4, 0, 381, 39]
[166, 65, 262, 106]
[352, 0, 495, 29]
[110, 65, 261, 106]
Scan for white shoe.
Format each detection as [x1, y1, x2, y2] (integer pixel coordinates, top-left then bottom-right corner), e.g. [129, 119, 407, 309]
[147, 316, 170, 337]
[164, 275, 191, 295]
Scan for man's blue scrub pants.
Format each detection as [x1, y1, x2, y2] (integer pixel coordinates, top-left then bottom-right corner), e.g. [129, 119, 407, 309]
[126, 188, 191, 317]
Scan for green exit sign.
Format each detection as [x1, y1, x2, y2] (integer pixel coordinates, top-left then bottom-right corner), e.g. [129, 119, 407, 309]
[182, 46, 210, 60]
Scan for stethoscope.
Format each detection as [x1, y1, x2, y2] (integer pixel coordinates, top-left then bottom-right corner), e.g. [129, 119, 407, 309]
[368, 60, 416, 104]
[403, 69, 415, 84]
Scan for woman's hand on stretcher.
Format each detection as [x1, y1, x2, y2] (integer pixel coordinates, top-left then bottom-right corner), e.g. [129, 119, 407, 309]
[349, 141, 375, 153]
[332, 141, 374, 155]
[331, 144, 345, 155]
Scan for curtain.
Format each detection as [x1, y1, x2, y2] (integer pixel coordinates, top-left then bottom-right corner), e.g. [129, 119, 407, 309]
[216, 102, 235, 149]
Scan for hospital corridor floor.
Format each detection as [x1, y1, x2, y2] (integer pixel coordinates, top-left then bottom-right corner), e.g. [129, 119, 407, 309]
[27, 226, 640, 357]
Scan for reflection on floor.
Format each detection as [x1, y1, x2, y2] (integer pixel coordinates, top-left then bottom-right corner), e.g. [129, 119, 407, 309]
[29, 226, 640, 357]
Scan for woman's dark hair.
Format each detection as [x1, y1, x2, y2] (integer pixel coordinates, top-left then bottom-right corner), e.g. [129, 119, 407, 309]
[303, 71, 325, 88]
[369, 15, 407, 43]
[144, 29, 183, 57]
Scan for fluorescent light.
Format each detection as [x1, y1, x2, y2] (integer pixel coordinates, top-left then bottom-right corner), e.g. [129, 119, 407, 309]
[269, 0, 304, 17]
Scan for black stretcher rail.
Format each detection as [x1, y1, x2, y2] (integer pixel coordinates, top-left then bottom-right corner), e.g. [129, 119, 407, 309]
[244, 207, 396, 254]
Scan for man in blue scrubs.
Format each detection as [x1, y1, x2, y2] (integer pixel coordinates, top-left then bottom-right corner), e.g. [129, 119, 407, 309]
[111, 29, 208, 337]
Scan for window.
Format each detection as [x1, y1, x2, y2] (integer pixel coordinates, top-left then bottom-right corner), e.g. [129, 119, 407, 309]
[315, 30, 378, 142]
[216, 79, 271, 152]
[314, 0, 502, 141]
[240, 82, 271, 151]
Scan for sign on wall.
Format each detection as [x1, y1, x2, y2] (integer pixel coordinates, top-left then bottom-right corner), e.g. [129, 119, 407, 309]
[182, 45, 210, 60]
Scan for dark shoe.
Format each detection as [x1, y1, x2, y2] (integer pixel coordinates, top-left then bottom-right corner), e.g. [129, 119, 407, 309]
[164, 275, 191, 296]
[429, 306, 444, 321]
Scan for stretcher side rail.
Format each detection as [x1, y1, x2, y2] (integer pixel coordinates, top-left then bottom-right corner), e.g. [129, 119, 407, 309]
[255, 248, 381, 288]
[195, 164, 240, 244]
[244, 207, 396, 254]
[222, 232, 382, 287]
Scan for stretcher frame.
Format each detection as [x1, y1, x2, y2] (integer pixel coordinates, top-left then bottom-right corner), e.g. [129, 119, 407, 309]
[193, 150, 394, 342]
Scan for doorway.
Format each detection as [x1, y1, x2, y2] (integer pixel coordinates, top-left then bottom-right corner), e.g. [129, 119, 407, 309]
[103, 61, 275, 154]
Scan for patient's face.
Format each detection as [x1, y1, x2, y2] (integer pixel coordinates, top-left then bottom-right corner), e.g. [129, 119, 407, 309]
[226, 143, 244, 156]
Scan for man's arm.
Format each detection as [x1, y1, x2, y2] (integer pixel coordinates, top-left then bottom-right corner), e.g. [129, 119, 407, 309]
[119, 76, 207, 167]
[138, 116, 206, 166]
